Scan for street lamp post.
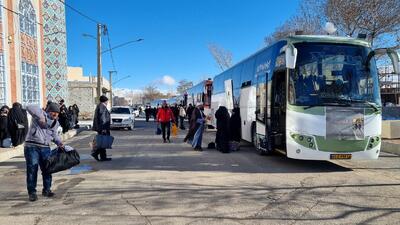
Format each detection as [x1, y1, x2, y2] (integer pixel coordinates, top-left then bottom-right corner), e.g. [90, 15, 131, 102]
[97, 24, 103, 102]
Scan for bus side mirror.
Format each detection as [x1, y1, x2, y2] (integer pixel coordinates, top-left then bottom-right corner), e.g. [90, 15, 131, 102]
[285, 44, 298, 69]
[368, 48, 400, 74]
[387, 50, 400, 74]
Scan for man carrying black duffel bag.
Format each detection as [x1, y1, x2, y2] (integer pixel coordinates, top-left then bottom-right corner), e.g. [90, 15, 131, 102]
[25, 103, 64, 202]
[92, 95, 112, 161]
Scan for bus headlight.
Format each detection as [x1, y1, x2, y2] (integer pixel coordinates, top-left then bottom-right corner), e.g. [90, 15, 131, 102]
[290, 132, 316, 150]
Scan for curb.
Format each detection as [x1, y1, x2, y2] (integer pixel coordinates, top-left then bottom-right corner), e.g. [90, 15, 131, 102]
[0, 125, 91, 162]
[382, 140, 400, 156]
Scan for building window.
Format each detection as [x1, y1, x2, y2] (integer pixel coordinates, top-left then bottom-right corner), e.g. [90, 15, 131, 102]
[19, 0, 39, 105]
[19, 0, 37, 38]
[21, 62, 39, 104]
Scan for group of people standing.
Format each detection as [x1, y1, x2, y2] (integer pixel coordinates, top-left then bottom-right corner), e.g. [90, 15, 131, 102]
[145, 103, 193, 131]
[0, 103, 29, 148]
[215, 106, 241, 153]
[57, 99, 80, 134]
[152, 100, 206, 151]
[152, 101, 241, 153]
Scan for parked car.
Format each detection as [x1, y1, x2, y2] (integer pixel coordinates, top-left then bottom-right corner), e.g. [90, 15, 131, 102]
[132, 107, 140, 117]
[110, 106, 135, 130]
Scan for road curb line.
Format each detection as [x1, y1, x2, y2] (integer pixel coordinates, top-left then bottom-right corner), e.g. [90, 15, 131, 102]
[0, 125, 91, 162]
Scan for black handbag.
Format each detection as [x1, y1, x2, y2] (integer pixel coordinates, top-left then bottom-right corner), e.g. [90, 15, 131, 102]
[44, 147, 80, 174]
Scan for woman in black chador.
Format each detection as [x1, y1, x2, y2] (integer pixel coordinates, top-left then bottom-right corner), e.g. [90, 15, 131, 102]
[229, 108, 241, 141]
[215, 106, 230, 153]
[0, 105, 10, 147]
[229, 107, 241, 151]
[8, 102, 28, 147]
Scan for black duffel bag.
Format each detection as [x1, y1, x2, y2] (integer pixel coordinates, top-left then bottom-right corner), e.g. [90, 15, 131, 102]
[44, 147, 80, 174]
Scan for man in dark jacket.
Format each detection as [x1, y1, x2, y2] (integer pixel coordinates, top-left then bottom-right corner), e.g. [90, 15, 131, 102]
[145, 106, 151, 122]
[92, 95, 112, 161]
[58, 99, 70, 133]
[186, 104, 194, 122]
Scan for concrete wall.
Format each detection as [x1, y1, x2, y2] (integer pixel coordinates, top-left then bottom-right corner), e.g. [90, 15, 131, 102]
[67, 66, 112, 119]
[68, 81, 96, 119]
[382, 120, 400, 139]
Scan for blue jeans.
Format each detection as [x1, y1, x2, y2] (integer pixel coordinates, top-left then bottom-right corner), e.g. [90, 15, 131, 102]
[24, 145, 52, 194]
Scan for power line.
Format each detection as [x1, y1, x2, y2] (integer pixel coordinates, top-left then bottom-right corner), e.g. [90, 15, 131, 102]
[57, 0, 101, 24]
[0, 5, 43, 26]
[104, 25, 117, 72]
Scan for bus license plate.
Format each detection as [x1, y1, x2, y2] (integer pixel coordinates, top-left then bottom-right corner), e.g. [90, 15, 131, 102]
[330, 154, 352, 160]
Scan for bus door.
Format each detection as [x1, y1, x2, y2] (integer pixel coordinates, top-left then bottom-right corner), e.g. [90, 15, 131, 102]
[255, 72, 271, 154]
[270, 68, 287, 151]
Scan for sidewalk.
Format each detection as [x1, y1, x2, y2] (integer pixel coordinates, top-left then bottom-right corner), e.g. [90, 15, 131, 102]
[0, 124, 91, 162]
[382, 139, 400, 156]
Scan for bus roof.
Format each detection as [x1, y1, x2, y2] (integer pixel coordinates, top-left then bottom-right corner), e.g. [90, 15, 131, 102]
[286, 35, 371, 47]
[213, 35, 371, 79]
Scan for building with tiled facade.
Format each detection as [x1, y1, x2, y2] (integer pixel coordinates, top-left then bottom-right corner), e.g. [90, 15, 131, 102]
[0, 0, 67, 107]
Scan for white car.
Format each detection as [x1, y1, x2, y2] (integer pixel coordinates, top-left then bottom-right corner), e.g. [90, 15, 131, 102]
[110, 106, 135, 130]
[132, 107, 140, 117]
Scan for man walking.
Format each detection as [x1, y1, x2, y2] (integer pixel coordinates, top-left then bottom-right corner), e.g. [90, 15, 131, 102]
[157, 100, 175, 143]
[179, 105, 186, 130]
[145, 106, 151, 122]
[186, 104, 194, 122]
[92, 95, 112, 161]
[24, 102, 63, 201]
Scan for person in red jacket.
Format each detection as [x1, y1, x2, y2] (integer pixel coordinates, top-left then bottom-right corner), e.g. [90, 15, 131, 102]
[157, 100, 175, 143]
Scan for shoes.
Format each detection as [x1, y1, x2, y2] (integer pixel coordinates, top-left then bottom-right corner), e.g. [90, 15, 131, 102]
[42, 190, 55, 198]
[167, 138, 171, 143]
[91, 153, 100, 161]
[163, 140, 167, 143]
[194, 147, 203, 151]
[100, 158, 112, 161]
[28, 193, 38, 202]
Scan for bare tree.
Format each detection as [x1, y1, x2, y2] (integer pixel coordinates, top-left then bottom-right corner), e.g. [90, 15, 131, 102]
[176, 79, 193, 95]
[265, 0, 325, 45]
[113, 96, 129, 106]
[142, 84, 164, 102]
[326, 0, 400, 47]
[208, 43, 233, 71]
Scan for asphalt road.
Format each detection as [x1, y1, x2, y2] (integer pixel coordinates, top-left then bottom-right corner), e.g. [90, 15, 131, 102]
[0, 120, 400, 225]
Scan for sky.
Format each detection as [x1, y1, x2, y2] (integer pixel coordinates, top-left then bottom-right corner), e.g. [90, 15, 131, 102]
[66, 0, 300, 91]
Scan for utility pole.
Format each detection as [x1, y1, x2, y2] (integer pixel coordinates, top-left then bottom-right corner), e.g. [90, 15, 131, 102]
[109, 70, 117, 106]
[96, 24, 102, 102]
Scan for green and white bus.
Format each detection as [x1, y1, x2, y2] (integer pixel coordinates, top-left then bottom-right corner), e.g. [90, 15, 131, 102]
[210, 35, 399, 160]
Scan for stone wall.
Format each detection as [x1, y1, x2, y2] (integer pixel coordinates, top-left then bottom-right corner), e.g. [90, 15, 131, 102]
[68, 81, 96, 119]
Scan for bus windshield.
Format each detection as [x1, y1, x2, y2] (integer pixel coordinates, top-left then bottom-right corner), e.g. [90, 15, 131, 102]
[288, 43, 381, 107]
